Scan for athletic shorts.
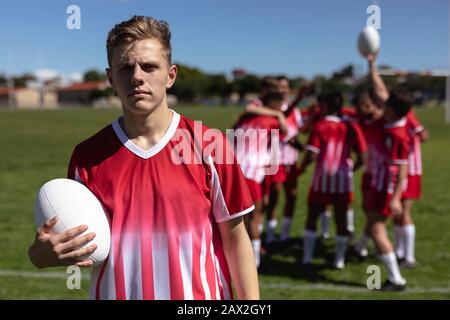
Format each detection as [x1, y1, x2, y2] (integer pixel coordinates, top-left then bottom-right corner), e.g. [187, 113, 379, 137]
[245, 178, 263, 202]
[401, 175, 421, 200]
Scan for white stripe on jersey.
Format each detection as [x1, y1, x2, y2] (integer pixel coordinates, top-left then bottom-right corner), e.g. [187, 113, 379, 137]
[90, 238, 116, 300]
[179, 232, 194, 300]
[215, 258, 231, 300]
[209, 232, 221, 300]
[199, 228, 211, 300]
[123, 233, 143, 299]
[152, 233, 170, 300]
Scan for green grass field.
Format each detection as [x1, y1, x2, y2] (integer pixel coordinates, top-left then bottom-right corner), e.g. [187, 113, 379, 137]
[0, 105, 449, 299]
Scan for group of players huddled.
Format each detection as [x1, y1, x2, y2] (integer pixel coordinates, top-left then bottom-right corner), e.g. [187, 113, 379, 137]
[231, 54, 428, 291]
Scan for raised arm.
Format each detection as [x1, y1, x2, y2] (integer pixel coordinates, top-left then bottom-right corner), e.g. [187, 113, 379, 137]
[367, 54, 390, 105]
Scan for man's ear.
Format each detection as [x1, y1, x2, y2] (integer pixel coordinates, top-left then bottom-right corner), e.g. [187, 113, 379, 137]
[166, 64, 177, 89]
[106, 68, 116, 92]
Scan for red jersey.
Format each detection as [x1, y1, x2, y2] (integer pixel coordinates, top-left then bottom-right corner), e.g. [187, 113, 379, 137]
[67, 110, 254, 300]
[232, 114, 282, 183]
[306, 115, 367, 194]
[383, 118, 411, 193]
[405, 110, 423, 176]
[278, 108, 303, 165]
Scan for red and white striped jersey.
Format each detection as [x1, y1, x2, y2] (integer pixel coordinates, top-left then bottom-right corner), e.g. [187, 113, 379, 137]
[383, 118, 411, 194]
[67, 110, 254, 300]
[357, 116, 410, 193]
[232, 114, 282, 183]
[278, 108, 303, 165]
[406, 110, 423, 176]
[306, 116, 367, 194]
[357, 116, 387, 191]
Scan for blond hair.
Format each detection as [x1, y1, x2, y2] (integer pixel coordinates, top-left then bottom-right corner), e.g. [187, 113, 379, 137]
[106, 15, 172, 67]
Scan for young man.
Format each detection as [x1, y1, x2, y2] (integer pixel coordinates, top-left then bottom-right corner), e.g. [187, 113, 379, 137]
[298, 92, 367, 269]
[354, 54, 411, 291]
[245, 76, 288, 134]
[301, 94, 357, 241]
[394, 109, 428, 268]
[264, 77, 308, 244]
[232, 91, 286, 268]
[28, 16, 259, 300]
[351, 90, 384, 259]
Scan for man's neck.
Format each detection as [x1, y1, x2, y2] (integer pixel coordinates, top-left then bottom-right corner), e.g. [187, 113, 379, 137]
[120, 104, 173, 150]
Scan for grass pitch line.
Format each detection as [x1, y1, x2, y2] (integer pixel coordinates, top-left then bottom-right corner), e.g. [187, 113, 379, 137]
[0, 269, 90, 280]
[1, 269, 449, 294]
[260, 281, 450, 294]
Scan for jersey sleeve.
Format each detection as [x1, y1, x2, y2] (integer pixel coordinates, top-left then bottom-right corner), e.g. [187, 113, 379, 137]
[406, 110, 424, 133]
[67, 146, 87, 185]
[305, 122, 321, 154]
[207, 134, 255, 223]
[389, 130, 410, 165]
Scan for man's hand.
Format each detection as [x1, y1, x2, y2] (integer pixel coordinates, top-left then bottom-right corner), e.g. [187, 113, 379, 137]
[28, 217, 97, 268]
[366, 52, 378, 64]
[419, 129, 429, 142]
[390, 197, 403, 218]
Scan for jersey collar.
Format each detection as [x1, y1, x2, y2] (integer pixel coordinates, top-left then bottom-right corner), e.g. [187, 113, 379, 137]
[324, 115, 341, 122]
[384, 117, 406, 129]
[112, 109, 181, 159]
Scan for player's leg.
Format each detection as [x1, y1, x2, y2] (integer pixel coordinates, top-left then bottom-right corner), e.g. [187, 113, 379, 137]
[353, 223, 370, 258]
[265, 181, 282, 244]
[319, 207, 332, 240]
[352, 174, 373, 258]
[249, 199, 264, 268]
[399, 199, 416, 268]
[334, 199, 350, 269]
[367, 211, 406, 290]
[302, 202, 325, 265]
[245, 179, 265, 268]
[346, 207, 355, 237]
[280, 166, 298, 242]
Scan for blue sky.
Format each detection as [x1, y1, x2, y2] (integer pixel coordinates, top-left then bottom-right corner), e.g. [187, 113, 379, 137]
[0, 0, 448, 81]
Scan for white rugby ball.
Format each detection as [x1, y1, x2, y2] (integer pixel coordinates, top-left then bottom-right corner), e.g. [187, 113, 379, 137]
[34, 178, 111, 266]
[357, 26, 380, 57]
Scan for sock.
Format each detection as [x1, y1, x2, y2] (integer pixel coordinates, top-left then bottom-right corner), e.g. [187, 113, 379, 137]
[320, 210, 331, 237]
[402, 224, 416, 263]
[252, 239, 261, 268]
[355, 233, 370, 255]
[258, 223, 264, 235]
[302, 230, 317, 264]
[394, 225, 405, 259]
[346, 208, 355, 233]
[280, 217, 293, 241]
[379, 252, 406, 285]
[335, 235, 349, 268]
[266, 219, 278, 243]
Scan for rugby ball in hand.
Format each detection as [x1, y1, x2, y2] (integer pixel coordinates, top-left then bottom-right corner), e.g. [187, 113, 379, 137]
[34, 178, 111, 266]
[357, 26, 380, 57]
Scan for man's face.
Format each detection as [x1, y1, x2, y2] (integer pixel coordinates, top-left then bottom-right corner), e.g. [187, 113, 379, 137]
[278, 79, 291, 100]
[356, 99, 376, 117]
[107, 38, 177, 115]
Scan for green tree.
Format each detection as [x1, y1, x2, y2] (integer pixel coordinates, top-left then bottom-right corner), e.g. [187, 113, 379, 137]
[83, 69, 106, 82]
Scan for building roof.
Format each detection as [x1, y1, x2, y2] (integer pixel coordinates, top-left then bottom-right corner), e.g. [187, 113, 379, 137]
[58, 81, 107, 92]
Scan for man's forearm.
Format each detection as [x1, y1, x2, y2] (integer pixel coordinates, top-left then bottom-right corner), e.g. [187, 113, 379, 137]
[392, 164, 408, 200]
[369, 59, 389, 103]
[219, 218, 260, 300]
